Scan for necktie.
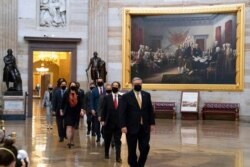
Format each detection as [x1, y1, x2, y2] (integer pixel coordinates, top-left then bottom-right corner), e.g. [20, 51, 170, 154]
[114, 95, 118, 109]
[136, 92, 142, 109]
[100, 87, 103, 95]
[136, 92, 143, 125]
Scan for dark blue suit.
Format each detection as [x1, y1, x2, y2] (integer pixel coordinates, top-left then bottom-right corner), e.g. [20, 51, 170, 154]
[90, 86, 106, 140]
[120, 90, 155, 167]
[52, 88, 67, 140]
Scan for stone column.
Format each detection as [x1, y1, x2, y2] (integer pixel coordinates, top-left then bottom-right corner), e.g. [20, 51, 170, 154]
[0, 0, 18, 94]
[88, 0, 108, 62]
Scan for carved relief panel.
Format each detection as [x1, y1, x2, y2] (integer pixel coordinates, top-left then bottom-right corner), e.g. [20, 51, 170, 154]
[39, 0, 67, 27]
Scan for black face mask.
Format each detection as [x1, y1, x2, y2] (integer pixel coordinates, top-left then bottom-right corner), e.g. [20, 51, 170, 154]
[90, 87, 95, 90]
[97, 82, 103, 87]
[134, 85, 142, 92]
[48, 88, 53, 91]
[61, 86, 67, 90]
[70, 86, 77, 91]
[112, 87, 119, 93]
[106, 90, 112, 94]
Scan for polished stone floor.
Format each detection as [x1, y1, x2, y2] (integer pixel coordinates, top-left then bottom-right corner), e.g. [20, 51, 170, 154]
[3, 99, 250, 167]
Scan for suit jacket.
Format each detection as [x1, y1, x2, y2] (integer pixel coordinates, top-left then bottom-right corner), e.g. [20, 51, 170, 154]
[90, 86, 106, 116]
[52, 88, 66, 116]
[77, 88, 85, 109]
[101, 93, 122, 128]
[42, 90, 52, 107]
[119, 90, 155, 134]
[84, 90, 92, 114]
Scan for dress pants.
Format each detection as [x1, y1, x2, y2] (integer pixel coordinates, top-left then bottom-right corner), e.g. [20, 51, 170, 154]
[87, 114, 95, 134]
[56, 115, 65, 140]
[94, 116, 101, 140]
[126, 125, 150, 167]
[104, 125, 122, 159]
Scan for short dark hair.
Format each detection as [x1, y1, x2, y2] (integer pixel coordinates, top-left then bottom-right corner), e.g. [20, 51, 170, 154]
[57, 78, 66, 87]
[112, 81, 121, 88]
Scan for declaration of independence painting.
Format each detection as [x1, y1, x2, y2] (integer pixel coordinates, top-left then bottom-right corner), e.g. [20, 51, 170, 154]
[122, 4, 245, 91]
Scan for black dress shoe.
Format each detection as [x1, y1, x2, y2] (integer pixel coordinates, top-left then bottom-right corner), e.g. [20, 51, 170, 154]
[59, 138, 64, 142]
[116, 158, 122, 163]
[96, 138, 100, 142]
[87, 131, 90, 135]
[92, 133, 96, 137]
[105, 155, 109, 159]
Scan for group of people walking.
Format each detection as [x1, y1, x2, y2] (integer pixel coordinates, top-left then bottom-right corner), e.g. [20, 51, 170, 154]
[42, 77, 155, 167]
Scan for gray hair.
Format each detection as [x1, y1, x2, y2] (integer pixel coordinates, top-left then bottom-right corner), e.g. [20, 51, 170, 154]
[132, 77, 142, 83]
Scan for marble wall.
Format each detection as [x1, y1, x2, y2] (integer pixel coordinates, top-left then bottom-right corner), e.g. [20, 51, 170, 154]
[1, 0, 250, 118]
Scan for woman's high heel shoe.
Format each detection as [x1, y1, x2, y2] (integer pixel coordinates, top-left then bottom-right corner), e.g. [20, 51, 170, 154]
[67, 143, 71, 149]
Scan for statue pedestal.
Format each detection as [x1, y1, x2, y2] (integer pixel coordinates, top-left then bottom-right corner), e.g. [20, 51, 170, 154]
[1, 95, 25, 120]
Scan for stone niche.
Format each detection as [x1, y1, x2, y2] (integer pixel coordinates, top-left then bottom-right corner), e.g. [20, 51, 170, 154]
[1, 95, 26, 120]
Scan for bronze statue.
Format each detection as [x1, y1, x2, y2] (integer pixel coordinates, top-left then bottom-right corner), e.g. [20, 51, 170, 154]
[85, 52, 107, 83]
[3, 49, 22, 91]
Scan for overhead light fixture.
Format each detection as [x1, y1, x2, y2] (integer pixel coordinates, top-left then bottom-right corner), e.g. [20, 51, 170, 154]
[38, 51, 58, 63]
[36, 63, 49, 72]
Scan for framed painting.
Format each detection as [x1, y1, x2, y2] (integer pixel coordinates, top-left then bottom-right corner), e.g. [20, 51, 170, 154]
[180, 91, 199, 112]
[122, 4, 245, 91]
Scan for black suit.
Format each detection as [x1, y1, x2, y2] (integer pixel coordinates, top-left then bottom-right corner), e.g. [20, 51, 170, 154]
[75, 88, 85, 128]
[52, 88, 67, 140]
[84, 90, 95, 134]
[101, 93, 122, 159]
[120, 90, 155, 167]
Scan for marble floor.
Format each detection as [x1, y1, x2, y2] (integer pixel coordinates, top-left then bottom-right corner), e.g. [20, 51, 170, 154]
[2, 99, 250, 167]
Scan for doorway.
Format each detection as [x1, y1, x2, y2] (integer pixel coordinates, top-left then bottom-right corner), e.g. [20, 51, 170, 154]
[25, 36, 81, 117]
[32, 51, 71, 99]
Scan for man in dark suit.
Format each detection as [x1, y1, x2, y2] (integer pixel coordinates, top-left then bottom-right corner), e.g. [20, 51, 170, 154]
[100, 81, 122, 163]
[85, 82, 96, 136]
[52, 80, 67, 142]
[120, 77, 155, 167]
[90, 77, 106, 142]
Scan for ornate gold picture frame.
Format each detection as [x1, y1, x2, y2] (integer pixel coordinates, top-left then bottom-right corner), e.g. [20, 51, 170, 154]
[122, 4, 245, 91]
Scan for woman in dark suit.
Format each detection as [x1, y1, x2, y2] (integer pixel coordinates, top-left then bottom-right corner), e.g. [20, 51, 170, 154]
[60, 81, 84, 148]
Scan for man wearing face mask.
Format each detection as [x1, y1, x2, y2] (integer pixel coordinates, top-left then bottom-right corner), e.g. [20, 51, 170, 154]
[42, 83, 54, 129]
[90, 77, 106, 142]
[84, 82, 96, 136]
[120, 77, 155, 167]
[97, 83, 112, 140]
[100, 81, 122, 163]
[52, 80, 67, 142]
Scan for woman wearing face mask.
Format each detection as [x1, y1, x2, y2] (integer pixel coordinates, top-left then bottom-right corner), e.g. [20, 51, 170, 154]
[60, 81, 85, 148]
[42, 83, 54, 129]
